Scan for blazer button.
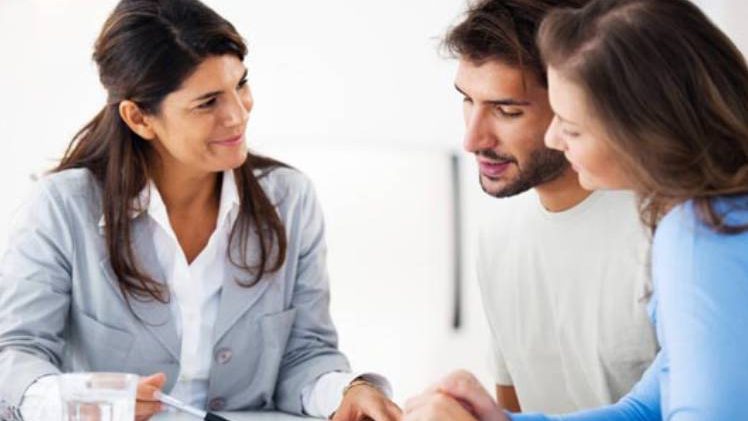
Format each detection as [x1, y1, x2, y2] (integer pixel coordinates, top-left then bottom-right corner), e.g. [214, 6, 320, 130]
[209, 398, 226, 411]
[215, 347, 233, 364]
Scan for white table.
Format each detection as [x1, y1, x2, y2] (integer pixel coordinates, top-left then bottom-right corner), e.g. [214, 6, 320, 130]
[153, 411, 319, 421]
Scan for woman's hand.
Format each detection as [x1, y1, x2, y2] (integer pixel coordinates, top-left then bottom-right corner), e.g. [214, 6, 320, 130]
[404, 370, 509, 421]
[332, 381, 402, 421]
[404, 390, 480, 421]
[135, 372, 166, 421]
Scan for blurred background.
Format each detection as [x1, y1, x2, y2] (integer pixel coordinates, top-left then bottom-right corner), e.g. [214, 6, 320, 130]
[0, 0, 745, 404]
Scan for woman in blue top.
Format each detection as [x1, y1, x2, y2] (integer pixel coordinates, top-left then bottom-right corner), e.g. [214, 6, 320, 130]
[403, 0, 748, 420]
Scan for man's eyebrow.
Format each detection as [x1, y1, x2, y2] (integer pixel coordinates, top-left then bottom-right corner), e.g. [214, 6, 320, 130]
[454, 84, 531, 106]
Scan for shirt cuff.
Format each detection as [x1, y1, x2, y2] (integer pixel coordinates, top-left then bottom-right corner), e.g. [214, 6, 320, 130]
[19, 374, 60, 421]
[301, 371, 392, 418]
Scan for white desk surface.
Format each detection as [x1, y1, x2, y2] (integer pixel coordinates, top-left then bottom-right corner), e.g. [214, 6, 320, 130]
[153, 411, 319, 421]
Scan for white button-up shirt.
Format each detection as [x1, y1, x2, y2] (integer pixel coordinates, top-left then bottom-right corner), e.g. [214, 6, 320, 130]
[20, 170, 389, 419]
[148, 169, 236, 407]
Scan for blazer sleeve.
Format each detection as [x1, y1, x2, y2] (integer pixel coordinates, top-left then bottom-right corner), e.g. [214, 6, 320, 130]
[273, 176, 351, 414]
[0, 180, 73, 414]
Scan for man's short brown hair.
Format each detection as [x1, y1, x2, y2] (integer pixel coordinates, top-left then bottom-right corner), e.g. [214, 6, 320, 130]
[443, 0, 588, 86]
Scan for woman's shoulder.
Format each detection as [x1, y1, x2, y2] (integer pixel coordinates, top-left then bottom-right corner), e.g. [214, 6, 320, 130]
[28, 168, 102, 221]
[654, 197, 748, 285]
[37, 168, 101, 199]
[654, 201, 695, 243]
[656, 197, 748, 244]
[255, 165, 315, 205]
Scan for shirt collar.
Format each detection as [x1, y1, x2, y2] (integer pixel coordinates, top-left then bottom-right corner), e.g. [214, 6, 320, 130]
[97, 170, 241, 230]
[216, 169, 241, 227]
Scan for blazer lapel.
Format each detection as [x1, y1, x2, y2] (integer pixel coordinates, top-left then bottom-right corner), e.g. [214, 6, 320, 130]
[212, 233, 280, 346]
[98, 215, 181, 361]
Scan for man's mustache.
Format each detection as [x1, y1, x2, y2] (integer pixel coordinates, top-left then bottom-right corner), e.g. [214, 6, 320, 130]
[477, 150, 516, 163]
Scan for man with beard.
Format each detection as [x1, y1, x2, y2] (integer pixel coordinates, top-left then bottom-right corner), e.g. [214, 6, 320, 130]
[443, 0, 657, 414]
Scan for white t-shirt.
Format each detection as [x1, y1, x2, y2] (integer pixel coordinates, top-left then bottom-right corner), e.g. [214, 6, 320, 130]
[477, 190, 657, 414]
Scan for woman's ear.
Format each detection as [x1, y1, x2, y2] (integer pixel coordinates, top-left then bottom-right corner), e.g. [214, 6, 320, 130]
[118, 100, 156, 140]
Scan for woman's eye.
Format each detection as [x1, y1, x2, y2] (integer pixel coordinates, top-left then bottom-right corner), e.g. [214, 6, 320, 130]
[237, 78, 248, 90]
[197, 98, 217, 109]
[563, 129, 580, 138]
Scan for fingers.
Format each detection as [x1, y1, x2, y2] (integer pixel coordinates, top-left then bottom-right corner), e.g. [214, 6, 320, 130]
[404, 371, 507, 421]
[404, 391, 433, 413]
[135, 400, 163, 418]
[135, 372, 166, 420]
[406, 371, 482, 416]
[436, 370, 499, 420]
[403, 392, 477, 421]
[360, 396, 402, 421]
[406, 386, 474, 416]
[331, 400, 350, 421]
[405, 372, 474, 414]
[140, 372, 167, 388]
[334, 386, 402, 421]
[137, 372, 166, 402]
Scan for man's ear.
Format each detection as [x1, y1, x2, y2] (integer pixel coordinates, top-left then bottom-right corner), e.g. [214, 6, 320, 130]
[118, 100, 156, 140]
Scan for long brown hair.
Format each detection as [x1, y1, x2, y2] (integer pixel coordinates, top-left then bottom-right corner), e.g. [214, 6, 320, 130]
[56, 0, 288, 303]
[537, 0, 748, 233]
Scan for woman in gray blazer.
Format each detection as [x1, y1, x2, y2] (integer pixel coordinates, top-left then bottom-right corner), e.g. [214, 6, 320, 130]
[0, 1, 400, 420]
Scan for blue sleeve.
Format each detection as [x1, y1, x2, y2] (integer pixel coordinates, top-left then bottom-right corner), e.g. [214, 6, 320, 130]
[511, 202, 748, 421]
[508, 352, 661, 421]
[650, 204, 748, 420]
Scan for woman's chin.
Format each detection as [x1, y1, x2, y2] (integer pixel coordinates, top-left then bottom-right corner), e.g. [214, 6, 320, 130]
[215, 148, 249, 171]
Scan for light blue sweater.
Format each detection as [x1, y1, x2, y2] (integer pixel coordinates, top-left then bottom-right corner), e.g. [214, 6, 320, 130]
[513, 197, 748, 421]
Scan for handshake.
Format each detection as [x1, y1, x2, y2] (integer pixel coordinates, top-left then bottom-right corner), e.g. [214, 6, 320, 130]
[403, 371, 510, 421]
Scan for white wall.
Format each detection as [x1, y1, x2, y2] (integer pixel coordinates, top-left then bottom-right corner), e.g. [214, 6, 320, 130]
[692, 0, 748, 53]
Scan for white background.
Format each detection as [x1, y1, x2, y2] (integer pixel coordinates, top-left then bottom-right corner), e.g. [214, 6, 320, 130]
[0, 0, 745, 404]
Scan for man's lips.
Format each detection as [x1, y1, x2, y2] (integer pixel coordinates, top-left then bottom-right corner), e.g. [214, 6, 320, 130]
[478, 159, 513, 178]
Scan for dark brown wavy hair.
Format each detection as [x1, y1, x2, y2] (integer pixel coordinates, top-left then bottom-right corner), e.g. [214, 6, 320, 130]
[537, 0, 748, 233]
[56, 0, 288, 303]
[442, 0, 590, 87]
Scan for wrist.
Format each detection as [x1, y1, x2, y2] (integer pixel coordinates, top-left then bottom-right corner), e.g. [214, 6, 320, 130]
[342, 377, 381, 397]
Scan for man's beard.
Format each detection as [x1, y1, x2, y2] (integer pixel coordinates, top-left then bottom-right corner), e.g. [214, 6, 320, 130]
[478, 148, 569, 198]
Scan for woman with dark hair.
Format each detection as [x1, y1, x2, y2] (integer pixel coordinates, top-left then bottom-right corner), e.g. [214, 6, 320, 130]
[403, 0, 748, 420]
[0, 1, 400, 420]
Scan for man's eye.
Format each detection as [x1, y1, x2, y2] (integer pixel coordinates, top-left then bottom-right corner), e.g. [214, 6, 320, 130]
[237, 78, 248, 89]
[497, 106, 523, 117]
[563, 129, 580, 137]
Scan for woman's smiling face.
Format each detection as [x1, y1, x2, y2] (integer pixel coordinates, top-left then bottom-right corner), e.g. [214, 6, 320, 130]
[143, 54, 253, 176]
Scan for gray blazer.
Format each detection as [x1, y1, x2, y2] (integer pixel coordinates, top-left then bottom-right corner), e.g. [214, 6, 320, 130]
[0, 167, 350, 419]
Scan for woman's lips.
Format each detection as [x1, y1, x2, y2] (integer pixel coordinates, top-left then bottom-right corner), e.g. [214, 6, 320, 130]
[211, 133, 244, 146]
[565, 154, 580, 173]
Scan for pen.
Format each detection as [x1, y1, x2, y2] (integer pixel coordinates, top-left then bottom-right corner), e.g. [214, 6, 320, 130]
[154, 391, 231, 421]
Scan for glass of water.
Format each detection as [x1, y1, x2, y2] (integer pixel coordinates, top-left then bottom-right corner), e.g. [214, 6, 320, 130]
[59, 372, 138, 421]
